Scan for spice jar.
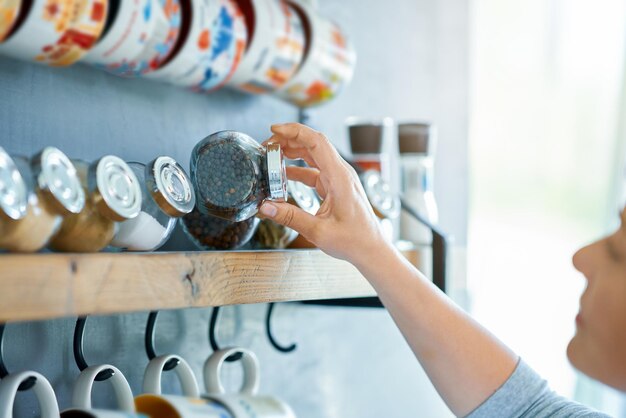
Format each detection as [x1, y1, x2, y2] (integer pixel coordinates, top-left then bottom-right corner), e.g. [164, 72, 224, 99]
[0, 147, 86, 252]
[190, 131, 288, 222]
[255, 180, 320, 249]
[181, 207, 259, 250]
[110, 156, 196, 251]
[360, 170, 399, 242]
[49, 156, 142, 253]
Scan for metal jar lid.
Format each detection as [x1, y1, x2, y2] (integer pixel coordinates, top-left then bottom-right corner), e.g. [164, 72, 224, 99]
[146, 156, 196, 217]
[31, 147, 86, 215]
[360, 170, 400, 219]
[89, 155, 142, 222]
[0, 147, 30, 220]
[288, 180, 320, 215]
[266, 143, 288, 201]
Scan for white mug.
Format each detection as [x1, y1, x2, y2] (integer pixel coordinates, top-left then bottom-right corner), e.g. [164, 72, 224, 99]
[83, 0, 160, 69]
[0, 0, 23, 42]
[0, 0, 108, 66]
[227, 0, 305, 94]
[61, 364, 144, 417]
[0, 371, 59, 418]
[146, 0, 229, 88]
[86, 0, 181, 77]
[204, 347, 296, 418]
[135, 354, 233, 418]
[275, 0, 356, 107]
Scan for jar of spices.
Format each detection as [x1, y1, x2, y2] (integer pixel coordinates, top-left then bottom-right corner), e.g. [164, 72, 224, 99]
[360, 170, 400, 242]
[109, 156, 196, 251]
[0, 147, 86, 253]
[49, 156, 142, 253]
[255, 180, 320, 249]
[190, 131, 288, 222]
[181, 207, 259, 250]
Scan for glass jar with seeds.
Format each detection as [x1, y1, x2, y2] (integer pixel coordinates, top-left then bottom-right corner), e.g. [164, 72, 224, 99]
[110, 156, 196, 251]
[254, 180, 321, 249]
[49, 156, 143, 253]
[190, 130, 288, 222]
[180, 206, 259, 250]
[0, 147, 85, 253]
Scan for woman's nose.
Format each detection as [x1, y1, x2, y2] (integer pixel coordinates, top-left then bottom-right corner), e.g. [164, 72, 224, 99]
[572, 242, 595, 278]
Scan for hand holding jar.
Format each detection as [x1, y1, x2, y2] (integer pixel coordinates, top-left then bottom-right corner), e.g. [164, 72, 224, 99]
[259, 123, 387, 266]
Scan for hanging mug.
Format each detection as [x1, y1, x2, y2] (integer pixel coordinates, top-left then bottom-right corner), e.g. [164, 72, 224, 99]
[203, 347, 296, 418]
[85, 0, 184, 77]
[61, 364, 145, 417]
[0, 371, 59, 418]
[0, 0, 23, 42]
[0, 0, 108, 66]
[135, 354, 234, 418]
[275, 0, 356, 107]
[227, 0, 305, 94]
[146, 0, 247, 92]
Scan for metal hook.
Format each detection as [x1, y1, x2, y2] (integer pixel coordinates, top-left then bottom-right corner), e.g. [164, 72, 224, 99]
[265, 303, 296, 353]
[145, 311, 180, 371]
[0, 323, 36, 391]
[73, 317, 115, 381]
[208, 307, 242, 362]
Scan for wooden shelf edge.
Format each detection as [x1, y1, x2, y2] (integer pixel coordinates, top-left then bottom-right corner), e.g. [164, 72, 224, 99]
[0, 250, 375, 322]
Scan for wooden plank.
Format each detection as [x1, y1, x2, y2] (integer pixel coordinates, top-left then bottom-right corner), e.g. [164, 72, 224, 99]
[0, 251, 375, 322]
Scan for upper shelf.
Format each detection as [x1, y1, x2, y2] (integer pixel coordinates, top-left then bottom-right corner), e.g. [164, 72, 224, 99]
[0, 250, 375, 322]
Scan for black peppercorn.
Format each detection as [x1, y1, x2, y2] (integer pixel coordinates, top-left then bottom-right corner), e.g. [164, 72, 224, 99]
[181, 207, 259, 250]
[190, 131, 288, 222]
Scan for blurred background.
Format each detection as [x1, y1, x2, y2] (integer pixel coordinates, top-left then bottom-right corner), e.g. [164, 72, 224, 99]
[468, 0, 626, 415]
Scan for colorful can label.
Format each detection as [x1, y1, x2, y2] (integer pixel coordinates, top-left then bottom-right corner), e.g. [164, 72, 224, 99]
[0, 0, 107, 66]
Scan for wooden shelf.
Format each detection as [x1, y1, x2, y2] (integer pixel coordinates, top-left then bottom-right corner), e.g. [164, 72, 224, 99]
[0, 250, 375, 322]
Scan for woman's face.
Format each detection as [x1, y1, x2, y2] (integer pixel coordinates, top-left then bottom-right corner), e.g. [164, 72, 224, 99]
[568, 210, 626, 391]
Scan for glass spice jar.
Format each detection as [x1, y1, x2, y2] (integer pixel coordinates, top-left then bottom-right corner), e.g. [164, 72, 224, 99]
[190, 131, 288, 222]
[181, 207, 259, 250]
[254, 180, 320, 249]
[49, 156, 143, 253]
[360, 170, 400, 242]
[109, 156, 196, 251]
[0, 147, 86, 253]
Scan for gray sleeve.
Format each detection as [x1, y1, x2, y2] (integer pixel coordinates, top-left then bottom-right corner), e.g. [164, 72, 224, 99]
[465, 359, 611, 418]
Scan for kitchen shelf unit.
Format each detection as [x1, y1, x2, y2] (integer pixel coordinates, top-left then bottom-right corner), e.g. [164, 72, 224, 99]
[0, 250, 375, 322]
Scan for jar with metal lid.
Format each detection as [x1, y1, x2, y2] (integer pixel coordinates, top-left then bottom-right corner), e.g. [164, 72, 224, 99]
[109, 156, 196, 251]
[190, 131, 288, 222]
[49, 156, 142, 253]
[0, 147, 86, 253]
[360, 170, 400, 242]
[181, 207, 259, 250]
[255, 180, 320, 249]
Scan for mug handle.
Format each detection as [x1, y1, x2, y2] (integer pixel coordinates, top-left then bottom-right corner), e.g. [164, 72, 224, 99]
[72, 364, 135, 412]
[143, 354, 200, 397]
[203, 347, 260, 396]
[0, 371, 59, 418]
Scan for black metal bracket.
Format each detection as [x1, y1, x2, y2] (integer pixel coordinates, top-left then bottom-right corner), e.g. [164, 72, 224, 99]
[0, 323, 36, 391]
[208, 307, 243, 362]
[145, 311, 180, 371]
[265, 303, 296, 353]
[73, 317, 115, 381]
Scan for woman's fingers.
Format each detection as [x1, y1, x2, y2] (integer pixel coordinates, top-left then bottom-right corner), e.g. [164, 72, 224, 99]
[286, 166, 327, 198]
[270, 124, 343, 174]
[259, 201, 318, 241]
[286, 166, 319, 187]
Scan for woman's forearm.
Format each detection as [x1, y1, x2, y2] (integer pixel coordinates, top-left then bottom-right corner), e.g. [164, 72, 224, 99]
[353, 244, 518, 417]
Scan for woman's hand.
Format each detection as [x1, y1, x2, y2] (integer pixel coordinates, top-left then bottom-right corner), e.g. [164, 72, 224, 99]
[259, 123, 388, 266]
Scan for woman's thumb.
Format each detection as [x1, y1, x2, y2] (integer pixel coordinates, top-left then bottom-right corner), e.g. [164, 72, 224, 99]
[259, 202, 316, 237]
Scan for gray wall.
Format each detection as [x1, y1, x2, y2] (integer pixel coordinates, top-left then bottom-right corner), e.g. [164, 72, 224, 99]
[0, 0, 467, 416]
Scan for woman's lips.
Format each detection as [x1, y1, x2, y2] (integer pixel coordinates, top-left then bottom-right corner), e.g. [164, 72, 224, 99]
[576, 313, 583, 327]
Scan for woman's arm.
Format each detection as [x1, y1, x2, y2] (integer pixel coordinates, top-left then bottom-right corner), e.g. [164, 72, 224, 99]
[259, 123, 517, 417]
